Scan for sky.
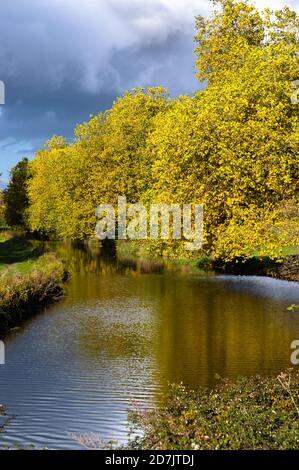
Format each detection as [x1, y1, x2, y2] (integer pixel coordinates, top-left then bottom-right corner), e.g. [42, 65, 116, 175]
[0, 0, 298, 186]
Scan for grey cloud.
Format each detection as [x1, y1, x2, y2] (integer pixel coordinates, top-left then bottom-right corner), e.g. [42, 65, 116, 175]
[0, 0, 296, 182]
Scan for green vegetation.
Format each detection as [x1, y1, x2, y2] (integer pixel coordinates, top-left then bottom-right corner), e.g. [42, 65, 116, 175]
[128, 370, 299, 450]
[0, 231, 11, 243]
[3, 158, 30, 230]
[0, 236, 41, 271]
[287, 304, 299, 312]
[0, 192, 8, 230]
[0, 237, 67, 328]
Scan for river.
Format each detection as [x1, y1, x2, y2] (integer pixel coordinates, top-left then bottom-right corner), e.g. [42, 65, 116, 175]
[0, 242, 298, 449]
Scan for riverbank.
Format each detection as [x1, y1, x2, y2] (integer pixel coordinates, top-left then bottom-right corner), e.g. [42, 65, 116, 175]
[128, 370, 299, 450]
[0, 236, 68, 330]
[117, 241, 299, 282]
[213, 255, 299, 283]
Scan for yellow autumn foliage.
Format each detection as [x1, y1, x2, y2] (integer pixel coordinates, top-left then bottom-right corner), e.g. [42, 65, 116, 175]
[27, 1, 298, 261]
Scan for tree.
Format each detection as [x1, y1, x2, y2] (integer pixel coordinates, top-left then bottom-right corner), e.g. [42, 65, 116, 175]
[144, 0, 299, 259]
[194, 0, 298, 84]
[0, 190, 6, 228]
[28, 88, 168, 240]
[99, 87, 169, 206]
[26, 1, 299, 259]
[3, 158, 31, 229]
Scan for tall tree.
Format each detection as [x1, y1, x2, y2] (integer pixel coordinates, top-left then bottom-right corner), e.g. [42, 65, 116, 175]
[146, 0, 299, 259]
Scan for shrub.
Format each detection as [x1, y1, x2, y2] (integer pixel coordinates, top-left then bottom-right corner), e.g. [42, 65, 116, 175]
[129, 370, 299, 450]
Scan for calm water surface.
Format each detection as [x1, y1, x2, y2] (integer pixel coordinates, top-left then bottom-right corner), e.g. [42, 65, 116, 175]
[0, 243, 298, 449]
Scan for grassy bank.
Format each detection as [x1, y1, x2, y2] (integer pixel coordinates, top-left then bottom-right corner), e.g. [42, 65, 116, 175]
[0, 236, 67, 329]
[128, 370, 299, 450]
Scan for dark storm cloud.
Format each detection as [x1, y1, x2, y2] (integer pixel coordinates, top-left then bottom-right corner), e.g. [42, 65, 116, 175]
[0, 0, 296, 183]
[0, 0, 213, 182]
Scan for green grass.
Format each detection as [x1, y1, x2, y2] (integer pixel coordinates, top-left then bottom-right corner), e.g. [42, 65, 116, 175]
[0, 236, 41, 275]
[0, 231, 15, 244]
[0, 259, 37, 275]
[252, 245, 299, 258]
[281, 245, 299, 256]
[0, 236, 67, 328]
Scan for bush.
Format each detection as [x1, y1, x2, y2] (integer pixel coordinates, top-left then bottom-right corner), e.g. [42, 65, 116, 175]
[129, 370, 299, 450]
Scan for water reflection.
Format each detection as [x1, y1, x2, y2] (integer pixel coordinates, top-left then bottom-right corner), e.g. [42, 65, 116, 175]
[37, 240, 165, 276]
[0, 242, 298, 448]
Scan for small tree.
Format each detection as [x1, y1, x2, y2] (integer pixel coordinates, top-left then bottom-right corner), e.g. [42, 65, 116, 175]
[0, 190, 6, 228]
[3, 158, 31, 229]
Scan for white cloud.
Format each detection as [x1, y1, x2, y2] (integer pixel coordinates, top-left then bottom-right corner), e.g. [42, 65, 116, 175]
[255, 0, 298, 11]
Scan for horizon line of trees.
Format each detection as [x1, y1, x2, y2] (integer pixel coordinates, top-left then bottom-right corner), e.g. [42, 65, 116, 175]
[2, 0, 299, 260]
